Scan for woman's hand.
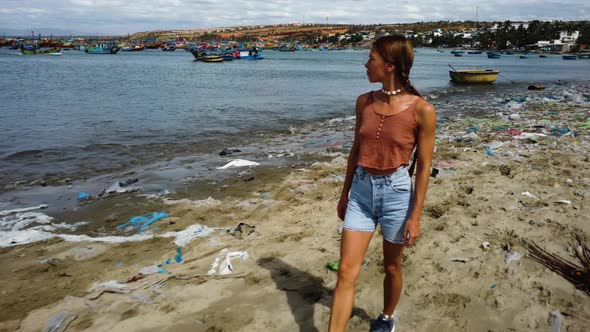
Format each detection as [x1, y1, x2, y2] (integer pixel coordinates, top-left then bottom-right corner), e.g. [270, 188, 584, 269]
[337, 196, 348, 221]
[403, 218, 420, 246]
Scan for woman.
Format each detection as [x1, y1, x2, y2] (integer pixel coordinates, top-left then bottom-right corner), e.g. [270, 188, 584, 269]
[328, 35, 436, 332]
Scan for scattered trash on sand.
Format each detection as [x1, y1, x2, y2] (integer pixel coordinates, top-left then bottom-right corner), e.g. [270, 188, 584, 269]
[88, 281, 131, 300]
[0, 204, 48, 217]
[42, 311, 78, 332]
[227, 223, 256, 239]
[207, 249, 249, 275]
[217, 159, 259, 169]
[117, 211, 169, 233]
[326, 260, 339, 271]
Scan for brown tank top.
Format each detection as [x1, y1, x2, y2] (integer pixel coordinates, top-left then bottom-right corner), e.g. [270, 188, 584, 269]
[357, 92, 418, 171]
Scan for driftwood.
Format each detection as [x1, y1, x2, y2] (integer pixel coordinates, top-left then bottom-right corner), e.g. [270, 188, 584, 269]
[524, 234, 590, 296]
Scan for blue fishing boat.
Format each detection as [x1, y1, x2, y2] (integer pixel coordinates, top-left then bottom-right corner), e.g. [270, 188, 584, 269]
[519, 55, 530, 59]
[450, 49, 465, 55]
[161, 45, 176, 51]
[562, 55, 578, 60]
[235, 49, 264, 60]
[505, 51, 515, 55]
[454, 53, 463, 57]
[85, 44, 120, 54]
[222, 54, 234, 61]
[467, 50, 482, 54]
[488, 53, 501, 59]
[539, 54, 548, 58]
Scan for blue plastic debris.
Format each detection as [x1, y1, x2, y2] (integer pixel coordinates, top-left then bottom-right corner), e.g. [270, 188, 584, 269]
[260, 192, 270, 198]
[550, 127, 570, 136]
[490, 284, 497, 289]
[117, 211, 169, 232]
[77, 192, 91, 200]
[174, 247, 183, 263]
[485, 148, 495, 156]
[465, 125, 480, 133]
[165, 258, 172, 265]
[545, 95, 559, 100]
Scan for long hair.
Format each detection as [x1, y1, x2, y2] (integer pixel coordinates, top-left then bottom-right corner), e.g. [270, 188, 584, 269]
[373, 35, 421, 97]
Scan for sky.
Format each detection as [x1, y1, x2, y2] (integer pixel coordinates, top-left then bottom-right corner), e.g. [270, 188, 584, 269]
[0, 0, 588, 35]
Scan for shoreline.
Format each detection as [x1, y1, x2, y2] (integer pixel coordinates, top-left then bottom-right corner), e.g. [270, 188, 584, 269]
[1, 81, 589, 331]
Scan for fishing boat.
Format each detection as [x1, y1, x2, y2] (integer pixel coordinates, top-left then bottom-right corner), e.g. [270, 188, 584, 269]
[519, 55, 530, 59]
[539, 54, 548, 58]
[278, 44, 296, 52]
[487, 53, 501, 59]
[562, 55, 578, 60]
[454, 53, 463, 57]
[505, 51, 515, 55]
[450, 49, 464, 55]
[467, 50, 483, 54]
[449, 69, 500, 84]
[201, 54, 223, 63]
[234, 49, 264, 60]
[121, 45, 145, 52]
[577, 54, 590, 59]
[21, 45, 61, 55]
[85, 44, 120, 54]
[161, 45, 176, 51]
[222, 53, 234, 61]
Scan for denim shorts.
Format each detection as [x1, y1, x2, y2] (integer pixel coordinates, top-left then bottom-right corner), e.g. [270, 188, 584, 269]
[343, 165, 413, 244]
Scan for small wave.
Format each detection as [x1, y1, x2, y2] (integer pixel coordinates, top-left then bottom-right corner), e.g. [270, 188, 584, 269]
[4, 149, 44, 159]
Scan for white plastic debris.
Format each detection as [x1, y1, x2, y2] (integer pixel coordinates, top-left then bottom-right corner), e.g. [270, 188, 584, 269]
[486, 141, 504, 150]
[508, 113, 521, 120]
[481, 241, 491, 251]
[0, 204, 48, 216]
[549, 309, 563, 332]
[521, 192, 538, 200]
[461, 132, 480, 141]
[42, 311, 78, 332]
[160, 224, 213, 247]
[505, 251, 522, 264]
[554, 200, 571, 205]
[0, 212, 54, 231]
[163, 197, 221, 208]
[217, 159, 260, 169]
[208, 249, 249, 275]
[515, 133, 546, 140]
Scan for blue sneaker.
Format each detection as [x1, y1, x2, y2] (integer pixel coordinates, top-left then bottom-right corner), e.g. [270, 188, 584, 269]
[369, 313, 396, 332]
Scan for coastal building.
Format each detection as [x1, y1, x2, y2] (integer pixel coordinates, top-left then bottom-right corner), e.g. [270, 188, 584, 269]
[525, 30, 580, 53]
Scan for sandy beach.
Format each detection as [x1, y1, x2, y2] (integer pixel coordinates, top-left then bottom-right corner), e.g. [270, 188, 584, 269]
[1, 82, 590, 332]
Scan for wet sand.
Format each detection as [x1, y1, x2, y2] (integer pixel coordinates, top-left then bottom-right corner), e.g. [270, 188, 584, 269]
[1, 82, 590, 331]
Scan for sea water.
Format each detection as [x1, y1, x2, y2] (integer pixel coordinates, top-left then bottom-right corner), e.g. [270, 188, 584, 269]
[0, 47, 589, 193]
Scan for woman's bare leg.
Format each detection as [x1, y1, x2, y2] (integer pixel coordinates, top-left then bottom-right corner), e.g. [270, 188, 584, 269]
[382, 241, 405, 316]
[328, 230, 374, 332]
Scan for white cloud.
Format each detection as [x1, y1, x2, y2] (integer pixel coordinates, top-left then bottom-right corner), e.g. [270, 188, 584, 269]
[0, 0, 588, 35]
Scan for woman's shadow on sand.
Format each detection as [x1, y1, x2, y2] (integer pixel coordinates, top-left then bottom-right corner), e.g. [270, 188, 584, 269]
[258, 257, 370, 332]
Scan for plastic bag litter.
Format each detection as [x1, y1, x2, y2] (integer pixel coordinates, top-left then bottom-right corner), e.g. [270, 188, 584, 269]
[207, 249, 249, 275]
[217, 159, 259, 169]
[0, 212, 54, 231]
[549, 309, 563, 332]
[505, 251, 522, 264]
[117, 211, 169, 233]
[0, 204, 48, 217]
[160, 224, 212, 247]
[42, 311, 78, 332]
